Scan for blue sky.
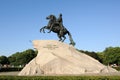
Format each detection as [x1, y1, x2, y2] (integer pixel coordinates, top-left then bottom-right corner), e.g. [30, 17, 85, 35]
[0, 0, 120, 56]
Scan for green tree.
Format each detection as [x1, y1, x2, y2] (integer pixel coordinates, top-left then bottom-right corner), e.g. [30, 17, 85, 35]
[8, 49, 37, 66]
[97, 52, 105, 64]
[0, 56, 9, 65]
[21, 49, 37, 64]
[8, 52, 20, 65]
[102, 47, 120, 65]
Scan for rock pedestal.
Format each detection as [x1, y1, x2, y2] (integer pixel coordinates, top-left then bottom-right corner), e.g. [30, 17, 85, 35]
[18, 40, 117, 76]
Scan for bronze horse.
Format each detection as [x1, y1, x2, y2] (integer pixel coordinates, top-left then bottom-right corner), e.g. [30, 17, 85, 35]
[40, 14, 75, 46]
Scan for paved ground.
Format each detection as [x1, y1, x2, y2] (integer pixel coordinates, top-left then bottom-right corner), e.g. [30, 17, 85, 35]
[0, 71, 19, 76]
[0, 71, 120, 76]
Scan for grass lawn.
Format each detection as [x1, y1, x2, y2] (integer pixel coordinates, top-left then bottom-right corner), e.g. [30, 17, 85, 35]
[0, 76, 120, 80]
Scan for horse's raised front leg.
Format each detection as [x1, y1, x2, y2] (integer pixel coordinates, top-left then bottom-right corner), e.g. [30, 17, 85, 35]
[40, 26, 46, 33]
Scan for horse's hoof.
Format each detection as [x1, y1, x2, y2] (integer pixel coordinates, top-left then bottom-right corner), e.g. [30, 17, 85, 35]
[69, 42, 75, 46]
[59, 40, 61, 41]
[61, 40, 64, 42]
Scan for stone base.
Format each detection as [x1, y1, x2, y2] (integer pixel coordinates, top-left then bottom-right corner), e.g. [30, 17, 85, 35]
[18, 40, 117, 76]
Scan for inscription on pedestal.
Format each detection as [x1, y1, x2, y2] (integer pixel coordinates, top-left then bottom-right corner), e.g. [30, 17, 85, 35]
[43, 44, 58, 50]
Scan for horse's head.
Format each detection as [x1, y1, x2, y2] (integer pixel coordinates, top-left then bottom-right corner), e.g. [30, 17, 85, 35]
[46, 14, 56, 21]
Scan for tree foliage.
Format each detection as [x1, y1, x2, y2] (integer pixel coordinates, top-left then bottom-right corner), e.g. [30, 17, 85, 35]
[100, 47, 120, 65]
[0, 56, 9, 65]
[8, 49, 37, 66]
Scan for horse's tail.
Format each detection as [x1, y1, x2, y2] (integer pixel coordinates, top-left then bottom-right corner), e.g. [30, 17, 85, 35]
[67, 31, 76, 46]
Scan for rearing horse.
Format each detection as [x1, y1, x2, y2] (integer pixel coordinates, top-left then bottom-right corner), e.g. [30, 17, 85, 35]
[40, 14, 75, 46]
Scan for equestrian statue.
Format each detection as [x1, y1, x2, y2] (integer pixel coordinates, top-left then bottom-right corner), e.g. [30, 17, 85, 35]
[40, 14, 75, 46]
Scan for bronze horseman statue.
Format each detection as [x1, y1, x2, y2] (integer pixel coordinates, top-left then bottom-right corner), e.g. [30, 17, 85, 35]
[40, 14, 75, 46]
